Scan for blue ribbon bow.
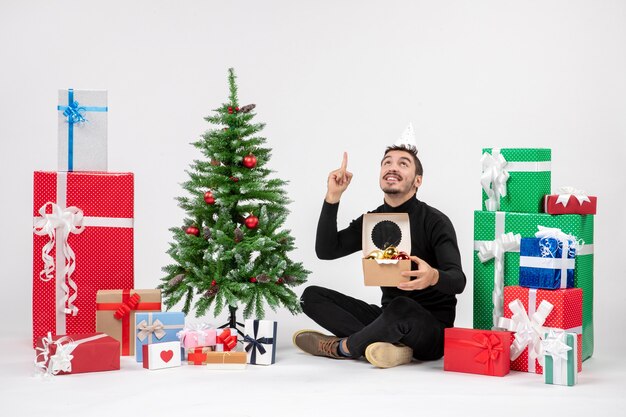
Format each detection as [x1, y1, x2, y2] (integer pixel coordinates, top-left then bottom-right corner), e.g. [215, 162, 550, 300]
[62, 99, 87, 124]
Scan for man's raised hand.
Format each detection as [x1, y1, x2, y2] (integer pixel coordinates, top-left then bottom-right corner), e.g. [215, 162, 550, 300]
[325, 152, 353, 204]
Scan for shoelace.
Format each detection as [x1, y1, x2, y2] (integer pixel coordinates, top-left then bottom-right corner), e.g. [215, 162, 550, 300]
[318, 338, 339, 358]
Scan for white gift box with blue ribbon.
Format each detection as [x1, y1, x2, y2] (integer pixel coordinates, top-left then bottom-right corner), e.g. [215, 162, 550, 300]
[519, 226, 577, 290]
[244, 319, 277, 365]
[57, 89, 108, 172]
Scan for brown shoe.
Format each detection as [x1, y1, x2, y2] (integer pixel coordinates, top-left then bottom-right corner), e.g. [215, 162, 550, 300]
[365, 342, 413, 368]
[292, 329, 345, 359]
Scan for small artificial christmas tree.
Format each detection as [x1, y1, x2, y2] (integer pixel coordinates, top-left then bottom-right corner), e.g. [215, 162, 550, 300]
[160, 68, 310, 323]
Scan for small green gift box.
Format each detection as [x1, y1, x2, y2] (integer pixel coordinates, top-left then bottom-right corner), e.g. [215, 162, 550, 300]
[481, 148, 551, 213]
[543, 331, 578, 386]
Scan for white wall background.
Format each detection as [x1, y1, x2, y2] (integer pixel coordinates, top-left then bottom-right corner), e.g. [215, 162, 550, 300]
[1, 0, 624, 356]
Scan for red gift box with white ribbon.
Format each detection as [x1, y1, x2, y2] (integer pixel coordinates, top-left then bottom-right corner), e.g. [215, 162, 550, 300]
[499, 286, 583, 374]
[32, 171, 134, 347]
[35, 332, 120, 376]
[543, 187, 597, 215]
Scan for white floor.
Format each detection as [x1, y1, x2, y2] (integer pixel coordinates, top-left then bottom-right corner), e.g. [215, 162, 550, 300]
[1, 335, 625, 417]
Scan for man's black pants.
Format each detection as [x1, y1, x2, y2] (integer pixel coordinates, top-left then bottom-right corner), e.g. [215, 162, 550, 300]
[300, 285, 445, 360]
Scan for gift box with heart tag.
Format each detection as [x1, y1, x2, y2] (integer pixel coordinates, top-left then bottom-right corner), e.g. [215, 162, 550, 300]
[142, 341, 181, 370]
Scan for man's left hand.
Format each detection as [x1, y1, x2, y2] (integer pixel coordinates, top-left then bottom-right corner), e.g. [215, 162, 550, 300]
[397, 256, 439, 291]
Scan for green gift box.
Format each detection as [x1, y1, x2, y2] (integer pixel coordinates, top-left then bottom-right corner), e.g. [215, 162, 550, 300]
[481, 148, 551, 213]
[543, 331, 578, 386]
[473, 210, 594, 360]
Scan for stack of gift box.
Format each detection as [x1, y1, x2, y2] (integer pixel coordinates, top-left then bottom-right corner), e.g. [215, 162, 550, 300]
[180, 320, 278, 369]
[32, 89, 278, 376]
[444, 148, 596, 386]
[181, 325, 246, 369]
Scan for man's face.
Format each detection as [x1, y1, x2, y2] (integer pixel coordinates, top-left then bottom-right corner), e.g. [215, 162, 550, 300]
[379, 150, 422, 196]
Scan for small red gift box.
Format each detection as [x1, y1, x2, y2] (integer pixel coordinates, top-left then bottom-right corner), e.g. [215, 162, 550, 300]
[444, 328, 511, 377]
[501, 286, 582, 374]
[32, 171, 134, 347]
[35, 332, 120, 376]
[543, 188, 597, 215]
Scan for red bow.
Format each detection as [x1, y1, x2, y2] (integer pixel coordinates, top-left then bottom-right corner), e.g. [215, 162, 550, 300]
[113, 293, 141, 320]
[449, 332, 503, 375]
[470, 333, 503, 375]
[216, 329, 237, 351]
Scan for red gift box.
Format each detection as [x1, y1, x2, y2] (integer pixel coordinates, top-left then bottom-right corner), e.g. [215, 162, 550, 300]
[501, 286, 582, 374]
[35, 332, 120, 375]
[444, 328, 511, 376]
[543, 189, 597, 215]
[32, 171, 134, 347]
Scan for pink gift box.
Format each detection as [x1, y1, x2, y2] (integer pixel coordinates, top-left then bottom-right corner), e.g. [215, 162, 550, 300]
[177, 325, 217, 349]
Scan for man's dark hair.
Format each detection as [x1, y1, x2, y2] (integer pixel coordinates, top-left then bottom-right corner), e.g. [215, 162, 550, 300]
[383, 144, 423, 176]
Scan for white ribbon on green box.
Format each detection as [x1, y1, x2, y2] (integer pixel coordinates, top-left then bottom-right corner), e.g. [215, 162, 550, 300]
[481, 150, 510, 212]
[542, 330, 578, 386]
[476, 212, 521, 328]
